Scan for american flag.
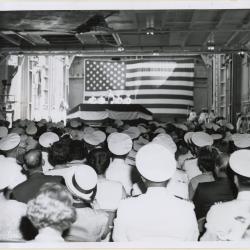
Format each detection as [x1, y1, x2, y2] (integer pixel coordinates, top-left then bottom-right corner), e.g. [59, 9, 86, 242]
[83, 59, 194, 115]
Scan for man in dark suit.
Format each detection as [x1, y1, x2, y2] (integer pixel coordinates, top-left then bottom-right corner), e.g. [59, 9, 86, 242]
[11, 149, 64, 204]
[193, 153, 237, 220]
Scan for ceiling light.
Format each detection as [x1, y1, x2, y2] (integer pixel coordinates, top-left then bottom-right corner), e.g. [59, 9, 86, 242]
[117, 46, 124, 52]
[146, 27, 155, 36]
[153, 52, 160, 56]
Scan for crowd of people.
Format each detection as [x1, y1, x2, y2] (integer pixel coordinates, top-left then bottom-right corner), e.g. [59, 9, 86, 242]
[0, 112, 250, 243]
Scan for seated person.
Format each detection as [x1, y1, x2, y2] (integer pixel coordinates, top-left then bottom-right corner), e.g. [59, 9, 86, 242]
[87, 148, 126, 211]
[62, 165, 111, 242]
[27, 183, 76, 242]
[193, 153, 237, 220]
[188, 146, 219, 200]
[11, 149, 64, 204]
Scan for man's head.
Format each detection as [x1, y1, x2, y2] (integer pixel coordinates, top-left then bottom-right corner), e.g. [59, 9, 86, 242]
[23, 149, 43, 171]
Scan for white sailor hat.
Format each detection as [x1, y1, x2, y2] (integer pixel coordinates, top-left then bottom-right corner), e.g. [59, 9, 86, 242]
[212, 123, 220, 132]
[64, 165, 98, 201]
[19, 120, 27, 128]
[217, 119, 226, 127]
[233, 134, 250, 148]
[136, 143, 176, 182]
[39, 119, 47, 124]
[137, 125, 148, 134]
[123, 126, 141, 139]
[0, 133, 20, 151]
[229, 149, 250, 177]
[105, 126, 117, 134]
[152, 133, 177, 154]
[154, 127, 166, 134]
[174, 123, 188, 131]
[211, 134, 223, 141]
[83, 126, 95, 135]
[205, 123, 213, 130]
[70, 119, 81, 128]
[225, 123, 234, 130]
[184, 131, 194, 144]
[56, 121, 65, 129]
[191, 132, 214, 147]
[83, 130, 106, 146]
[26, 125, 37, 136]
[0, 126, 8, 138]
[39, 132, 60, 148]
[114, 120, 124, 127]
[108, 132, 132, 155]
[133, 136, 149, 151]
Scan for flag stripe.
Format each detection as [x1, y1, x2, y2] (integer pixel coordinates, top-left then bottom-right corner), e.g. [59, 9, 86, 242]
[143, 104, 190, 109]
[125, 85, 194, 91]
[147, 108, 189, 114]
[130, 99, 194, 105]
[126, 80, 194, 87]
[84, 89, 193, 96]
[125, 59, 194, 65]
[126, 67, 194, 73]
[126, 76, 194, 82]
[126, 72, 194, 78]
[85, 94, 193, 100]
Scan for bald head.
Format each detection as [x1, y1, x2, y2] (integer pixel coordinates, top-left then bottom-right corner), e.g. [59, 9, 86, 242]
[24, 149, 43, 170]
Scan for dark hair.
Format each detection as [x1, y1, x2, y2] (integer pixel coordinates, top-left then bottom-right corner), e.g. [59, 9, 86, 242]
[69, 140, 85, 161]
[197, 146, 219, 174]
[235, 173, 250, 188]
[86, 148, 110, 175]
[24, 149, 43, 170]
[48, 140, 71, 166]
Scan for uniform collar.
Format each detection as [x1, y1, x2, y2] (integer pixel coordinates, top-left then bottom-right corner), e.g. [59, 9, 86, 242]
[146, 186, 168, 195]
[237, 191, 250, 201]
[112, 158, 125, 164]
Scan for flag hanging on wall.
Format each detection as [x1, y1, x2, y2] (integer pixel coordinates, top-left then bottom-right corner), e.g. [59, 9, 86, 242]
[83, 58, 194, 115]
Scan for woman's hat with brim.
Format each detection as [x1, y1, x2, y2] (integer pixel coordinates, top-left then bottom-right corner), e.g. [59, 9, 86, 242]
[64, 165, 98, 201]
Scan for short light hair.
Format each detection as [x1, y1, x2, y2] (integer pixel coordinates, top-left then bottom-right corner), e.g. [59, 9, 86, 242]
[27, 183, 76, 231]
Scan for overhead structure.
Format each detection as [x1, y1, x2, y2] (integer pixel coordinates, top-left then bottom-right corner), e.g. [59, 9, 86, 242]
[0, 9, 250, 55]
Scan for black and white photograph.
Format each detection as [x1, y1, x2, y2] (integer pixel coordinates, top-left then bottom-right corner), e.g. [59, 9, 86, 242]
[0, 0, 250, 247]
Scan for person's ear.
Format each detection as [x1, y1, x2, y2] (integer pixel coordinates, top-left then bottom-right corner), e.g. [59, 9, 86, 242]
[23, 164, 28, 171]
[234, 175, 239, 188]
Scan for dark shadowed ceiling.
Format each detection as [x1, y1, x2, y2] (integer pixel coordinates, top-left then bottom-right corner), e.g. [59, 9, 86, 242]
[0, 9, 250, 54]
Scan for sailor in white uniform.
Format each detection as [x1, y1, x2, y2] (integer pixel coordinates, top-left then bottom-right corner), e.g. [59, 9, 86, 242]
[113, 143, 199, 242]
[201, 149, 250, 241]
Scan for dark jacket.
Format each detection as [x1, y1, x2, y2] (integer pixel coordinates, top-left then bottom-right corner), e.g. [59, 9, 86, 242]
[193, 178, 237, 219]
[11, 172, 64, 204]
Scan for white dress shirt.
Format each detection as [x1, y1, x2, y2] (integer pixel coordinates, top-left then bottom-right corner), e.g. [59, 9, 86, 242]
[93, 175, 126, 211]
[105, 158, 133, 195]
[201, 191, 250, 241]
[113, 187, 199, 242]
[0, 196, 27, 242]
